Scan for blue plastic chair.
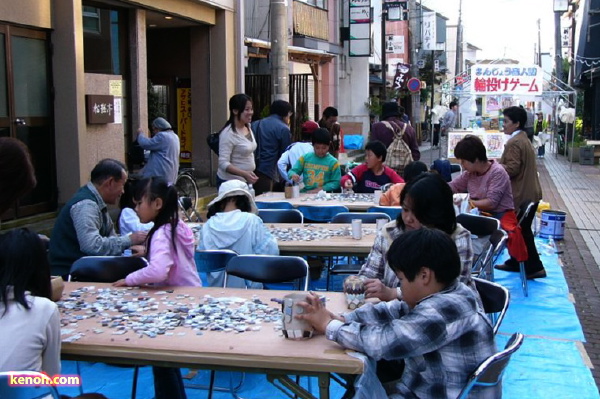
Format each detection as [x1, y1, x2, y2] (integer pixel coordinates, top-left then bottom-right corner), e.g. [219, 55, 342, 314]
[256, 201, 294, 210]
[297, 205, 349, 223]
[368, 206, 402, 221]
[258, 209, 304, 223]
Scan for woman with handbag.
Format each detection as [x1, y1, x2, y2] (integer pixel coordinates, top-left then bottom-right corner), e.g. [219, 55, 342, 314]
[216, 94, 258, 188]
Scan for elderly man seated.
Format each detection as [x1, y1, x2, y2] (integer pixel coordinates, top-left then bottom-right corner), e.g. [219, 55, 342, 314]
[49, 159, 147, 277]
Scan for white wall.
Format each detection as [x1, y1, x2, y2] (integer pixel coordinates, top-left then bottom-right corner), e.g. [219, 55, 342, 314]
[338, 55, 370, 137]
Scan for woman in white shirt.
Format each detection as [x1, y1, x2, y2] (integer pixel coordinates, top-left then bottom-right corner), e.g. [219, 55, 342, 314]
[217, 94, 259, 187]
[118, 179, 154, 236]
[0, 228, 61, 376]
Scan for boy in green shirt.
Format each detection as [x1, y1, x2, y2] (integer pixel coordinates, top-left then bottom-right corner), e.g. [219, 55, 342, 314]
[288, 128, 341, 193]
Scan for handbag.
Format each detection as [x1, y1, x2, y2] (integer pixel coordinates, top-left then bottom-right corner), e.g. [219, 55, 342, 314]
[207, 131, 220, 155]
[384, 121, 413, 176]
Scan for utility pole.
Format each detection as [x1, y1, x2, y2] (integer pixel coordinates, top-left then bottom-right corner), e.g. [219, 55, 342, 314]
[271, 0, 289, 101]
[554, 10, 563, 82]
[408, 0, 421, 127]
[455, 0, 463, 75]
[381, 7, 388, 101]
[537, 18, 542, 66]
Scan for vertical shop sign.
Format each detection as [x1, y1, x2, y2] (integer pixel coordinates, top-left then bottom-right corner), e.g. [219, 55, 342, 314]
[349, 0, 371, 57]
[421, 11, 436, 51]
[177, 88, 192, 163]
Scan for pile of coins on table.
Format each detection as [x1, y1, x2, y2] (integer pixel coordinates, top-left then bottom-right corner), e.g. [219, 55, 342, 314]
[269, 225, 376, 241]
[301, 193, 374, 203]
[58, 286, 283, 341]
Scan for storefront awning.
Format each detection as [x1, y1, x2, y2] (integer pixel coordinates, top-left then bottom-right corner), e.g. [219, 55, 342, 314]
[245, 38, 334, 65]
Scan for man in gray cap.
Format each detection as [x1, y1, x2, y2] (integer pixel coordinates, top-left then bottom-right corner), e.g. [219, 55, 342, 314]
[137, 117, 180, 184]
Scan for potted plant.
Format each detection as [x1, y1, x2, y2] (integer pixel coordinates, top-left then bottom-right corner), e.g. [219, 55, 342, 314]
[566, 117, 585, 162]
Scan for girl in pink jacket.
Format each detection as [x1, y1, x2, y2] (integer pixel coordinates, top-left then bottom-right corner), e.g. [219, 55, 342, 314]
[113, 177, 200, 399]
[114, 177, 201, 288]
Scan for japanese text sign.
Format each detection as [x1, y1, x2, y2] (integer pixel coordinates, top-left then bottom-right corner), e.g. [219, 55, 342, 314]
[471, 64, 543, 95]
[421, 12, 436, 51]
[86, 95, 114, 124]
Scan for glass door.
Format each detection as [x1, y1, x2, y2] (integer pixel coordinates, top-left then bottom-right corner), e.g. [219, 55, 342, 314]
[0, 25, 55, 220]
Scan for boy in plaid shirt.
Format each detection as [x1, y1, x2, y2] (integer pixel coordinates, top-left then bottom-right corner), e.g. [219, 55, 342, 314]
[297, 228, 497, 398]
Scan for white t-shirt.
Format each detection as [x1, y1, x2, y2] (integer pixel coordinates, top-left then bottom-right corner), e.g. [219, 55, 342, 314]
[0, 293, 61, 376]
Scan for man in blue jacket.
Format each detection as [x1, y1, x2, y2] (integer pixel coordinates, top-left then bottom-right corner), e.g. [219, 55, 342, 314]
[252, 100, 292, 195]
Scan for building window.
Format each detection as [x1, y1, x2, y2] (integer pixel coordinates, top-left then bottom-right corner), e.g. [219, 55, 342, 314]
[296, 0, 328, 10]
[82, 4, 127, 75]
[83, 6, 101, 33]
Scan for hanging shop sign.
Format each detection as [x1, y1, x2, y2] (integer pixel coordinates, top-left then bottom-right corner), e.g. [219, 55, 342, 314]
[470, 64, 543, 95]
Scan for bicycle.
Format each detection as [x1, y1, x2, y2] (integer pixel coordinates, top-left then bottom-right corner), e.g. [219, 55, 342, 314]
[175, 168, 201, 222]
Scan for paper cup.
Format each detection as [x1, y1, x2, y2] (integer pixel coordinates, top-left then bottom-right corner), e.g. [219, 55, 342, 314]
[373, 190, 382, 204]
[376, 218, 388, 231]
[51, 276, 64, 302]
[292, 185, 300, 198]
[351, 219, 362, 240]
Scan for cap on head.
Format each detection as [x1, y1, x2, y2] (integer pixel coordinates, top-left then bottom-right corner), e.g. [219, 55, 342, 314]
[301, 120, 320, 135]
[152, 117, 172, 130]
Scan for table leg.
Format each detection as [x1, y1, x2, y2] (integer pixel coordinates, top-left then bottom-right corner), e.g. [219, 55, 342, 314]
[318, 373, 330, 399]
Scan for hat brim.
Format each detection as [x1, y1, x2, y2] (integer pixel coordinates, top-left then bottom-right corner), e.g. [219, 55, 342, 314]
[207, 188, 258, 214]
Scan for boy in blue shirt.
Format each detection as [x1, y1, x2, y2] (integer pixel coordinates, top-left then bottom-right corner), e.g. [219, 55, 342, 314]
[288, 128, 341, 193]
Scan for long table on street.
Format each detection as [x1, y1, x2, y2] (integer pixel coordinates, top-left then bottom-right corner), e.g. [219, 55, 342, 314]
[189, 222, 377, 257]
[255, 192, 377, 211]
[59, 282, 363, 399]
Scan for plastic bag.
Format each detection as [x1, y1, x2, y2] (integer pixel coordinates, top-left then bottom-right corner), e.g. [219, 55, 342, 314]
[343, 134, 364, 150]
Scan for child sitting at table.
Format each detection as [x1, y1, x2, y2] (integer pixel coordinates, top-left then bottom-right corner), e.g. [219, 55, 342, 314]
[288, 128, 341, 193]
[340, 140, 404, 193]
[197, 179, 278, 287]
[118, 178, 154, 236]
[0, 228, 60, 377]
[296, 228, 497, 398]
[114, 177, 200, 399]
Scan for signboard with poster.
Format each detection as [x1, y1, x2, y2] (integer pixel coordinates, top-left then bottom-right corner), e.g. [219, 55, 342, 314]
[470, 64, 543, 95]
[177, 87, 192, 163]
[349, 0, 371, 56]
[447, 131, 507, 159]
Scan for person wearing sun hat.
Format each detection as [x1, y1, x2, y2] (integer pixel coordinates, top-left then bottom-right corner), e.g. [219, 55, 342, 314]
[277, 120, 319, 184]
[196, 180, 278, 288]
[137, 117, 180, 184]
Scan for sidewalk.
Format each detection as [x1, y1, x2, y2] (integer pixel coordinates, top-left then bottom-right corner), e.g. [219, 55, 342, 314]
[538, 151, 600, 388]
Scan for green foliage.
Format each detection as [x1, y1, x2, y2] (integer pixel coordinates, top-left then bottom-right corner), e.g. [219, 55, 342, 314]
[147, 80, 165, 128]
[365, 96, 383, 117]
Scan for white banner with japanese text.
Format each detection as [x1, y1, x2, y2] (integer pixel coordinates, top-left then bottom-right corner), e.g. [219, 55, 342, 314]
[470, 64, 543, 95]
[421, 12, 436, 51]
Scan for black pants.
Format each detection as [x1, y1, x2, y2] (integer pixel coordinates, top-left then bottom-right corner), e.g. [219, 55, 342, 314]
[254, 171, 274, 196]
[505, 202, 544, 273]
[153, 367, 187, 399]
[432, 123, 440, 146]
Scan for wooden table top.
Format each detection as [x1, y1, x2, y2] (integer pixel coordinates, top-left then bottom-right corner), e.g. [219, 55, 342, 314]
[59, 282, 363, 375]
[255, 192, 378, 211]
[189, 222, 377, 256]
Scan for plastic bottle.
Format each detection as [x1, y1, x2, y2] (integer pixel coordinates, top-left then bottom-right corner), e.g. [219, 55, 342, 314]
[248, 184, 255, 198]
[541, 236, 556, 256]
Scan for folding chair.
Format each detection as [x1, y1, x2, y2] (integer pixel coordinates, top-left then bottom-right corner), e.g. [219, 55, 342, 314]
[256, 201, 294, 210]
[473, 229, 508, 281]
[225, 255, 310, 291]
[473, 277, 510, 334]
[331, 212, 391, 224]
[456, 333, 524, 399]
[195, 249, 238, 287]
[456, 213, 501, 269]
[517, 202, 536, 297]
[367, 205, 402, 220]
[68, 256, 148, 398]
[0, 371, 60, 399]
[69, 256, 147, 283]
[296, 205, 349, 223]
[258, 209, 304, 223]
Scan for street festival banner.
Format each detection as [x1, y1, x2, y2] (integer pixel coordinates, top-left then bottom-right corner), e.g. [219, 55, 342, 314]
[470, 64, 543, 96]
